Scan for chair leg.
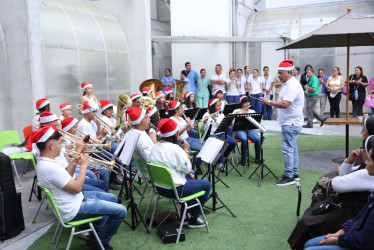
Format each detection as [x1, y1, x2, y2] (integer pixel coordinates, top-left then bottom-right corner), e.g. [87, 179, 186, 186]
[11, 160, 22, 187]
[66, 227, 75, 250]
[32, 194, 46, 223]
[148, 195, 160, 231]
[29, 175, 37, 202]
[139, 183, 148, 206]
[172, 200, 180, 218]
[197, 199, 210, 232]
[89, 223, 104, 250]
[52, 222, 61, 243]
[54, 224, 63, 249]
[144, 189, 154, 219]
[176, 203, 188, 244]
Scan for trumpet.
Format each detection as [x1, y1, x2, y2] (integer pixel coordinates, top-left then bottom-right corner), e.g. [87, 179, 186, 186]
[64, 150, 117, 173]
[59, 129, 91, 143]
[64, 141, 112, 153]
[77, 129, 103, 144]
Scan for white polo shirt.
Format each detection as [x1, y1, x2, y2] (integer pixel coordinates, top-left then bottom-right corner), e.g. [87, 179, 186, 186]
[277, 76, 304, 127]
[78, 118, 97, 139]
[150, 141, 191, 186]
[226, 78, 241, 96]
[262, 75, 274, 96]
[211, 73, 228, 94]
[237, 75, 246, 95]
[36, 157, 83, 222]
[132, 128, 154, 168]
[249, 77, 263, 95]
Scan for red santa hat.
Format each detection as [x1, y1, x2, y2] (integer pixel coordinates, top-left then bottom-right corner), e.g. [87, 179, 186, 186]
[60, 103, 71, 112]
[26, 125, 60, 151]
[81, 101, 99, 114]
[157, 118, 169, 131]
[159, 119, 178, 138]
[81, 82, 93, 91]
[130, 94, 141, 101]
[208, 98, 219, 108]
[278, 60, 294, 71]
[61, 117, 78, 132]
[213, 88, 223, 96]
[166, 100, 180, 112]
[100, 100, 113, 112]
[126, 107, 146, 125]
[36, 98, 49, 110]
[184, 91, 193, 100]
[147, 106, 158, 117]
[155, 91, 165, 100]
[164, 88, 173, 96]
[239, 96, 249, 103]
[39, 111, 58, 124]
[142, 87, 153, 95]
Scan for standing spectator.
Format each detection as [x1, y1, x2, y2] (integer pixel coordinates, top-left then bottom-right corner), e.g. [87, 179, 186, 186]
[184, 62, 199, 95]
[210, 64, 227, 99]
[349, 66, 368, 118]
[197, 69, 211, 108]
[261, 60, 304, 186]
[248, 69, 264, 113]
[244, 66, 253, 96]
[293, 67, 301, 82]
[325, 67, 345, 118]
[236, 69, 246, 97]
[364, 78, 374, 116]
[226, 68, 240, 104]
[262, 66, 274, 120]
[303, 68, 327, 128]
[300, 65, 313, 120]
[161, 68, 176, 94]
[181, 70, 192, 94]
[316, 68, 328, 116]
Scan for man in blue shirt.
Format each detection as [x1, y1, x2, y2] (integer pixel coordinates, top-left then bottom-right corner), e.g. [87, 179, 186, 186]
[181, 70, 191, 93]
[184, 62, 199, 95]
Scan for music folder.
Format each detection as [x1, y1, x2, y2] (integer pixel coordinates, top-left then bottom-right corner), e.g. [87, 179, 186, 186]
[183, 108, 200, 120]
[114, 130, 140, 166]
[223, 104, 239, 115]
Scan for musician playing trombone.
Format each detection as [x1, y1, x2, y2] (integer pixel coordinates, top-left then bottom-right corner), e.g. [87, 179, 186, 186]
[99, 100, 126, 142]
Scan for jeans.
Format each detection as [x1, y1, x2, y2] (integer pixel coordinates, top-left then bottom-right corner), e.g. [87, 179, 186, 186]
[250, 93, 263, 113]
[87, 164, 110, 191]
[327, 92, 341, 118]
[304, 235, 349, 250]
[372, 108, 374, 116]
[281, 125, 302, 178]
[72, 191, 127, 244]
[189, 129, 199, 139]
[198, 95, 209, 108]
[306, 95, 326, 126]
[210, 133, 237, 163]
[262, 94, 273, 119]
[186, 136, 205, 166]
[226, 95, 239, 104]
[155, 177, 211, 218]
[234, 130, 261, 160]
[84, 178, 107, 192]
[351, 93, 365, 117]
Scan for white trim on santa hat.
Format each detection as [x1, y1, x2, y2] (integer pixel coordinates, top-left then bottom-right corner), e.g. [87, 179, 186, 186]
[131, 109, 146, 125]
[40, 114, 58, 124]
[60, 104, 71, 112]
[209, 98, 219, 108]
[38, 126, 56, 143]
[148, 106, 158, 117]
[213, 88, 223, 96]
[101, 103, 113, 112]
[81, 82, 93, 91]
[63, 118, 78, 132]
[81, 102, 99, 115]
[239, 96, 247, 103]
[161, 126, 179, 138]
[130, 94, 141, 101]
[278, 66, 293, 71]
[184, 91, 193, 99]
[38, 100, 50, 110]
[168, 101, 180, 111]
[156, 92, 165, 100]
[165, 88, 173, 95]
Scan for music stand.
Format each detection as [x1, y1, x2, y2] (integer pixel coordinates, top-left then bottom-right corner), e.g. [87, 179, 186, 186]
[214, 114, 242, 177]
[159, 109, 167, 119]
[195, 108, 208, 121]
[197, 137, 236, 217]
[113, 130, 150, 233]
[183, 108, 200, 120]
[223, 103, 239, 115]
[245, 114, 279, 187]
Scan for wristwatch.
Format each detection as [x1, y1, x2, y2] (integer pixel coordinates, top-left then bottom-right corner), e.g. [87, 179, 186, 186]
[267, 100, 271, 105]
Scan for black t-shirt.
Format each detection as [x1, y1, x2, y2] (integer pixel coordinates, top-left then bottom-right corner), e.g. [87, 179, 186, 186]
[349, 74, 368, 94]
[300, 73, 308, 90]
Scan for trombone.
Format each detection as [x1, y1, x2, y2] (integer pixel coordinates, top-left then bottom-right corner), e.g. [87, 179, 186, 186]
[64, 150, 117, 173]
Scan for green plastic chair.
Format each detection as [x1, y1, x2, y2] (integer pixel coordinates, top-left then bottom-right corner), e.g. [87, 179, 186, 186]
[197, 121, 204, 138]
[133, 156, 155, 218]
[37, 183, 104, 250]
[0, 130, 37, 187]
[146, 163, 209, 243]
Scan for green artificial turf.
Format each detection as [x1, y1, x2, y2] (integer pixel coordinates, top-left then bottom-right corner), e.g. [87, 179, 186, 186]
[29, 134, 362, 250]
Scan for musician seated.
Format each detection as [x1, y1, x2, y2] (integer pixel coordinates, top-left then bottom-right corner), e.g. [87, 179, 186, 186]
[213, 88, 227, 112]
[200, 98, 237, 170]
[59, 103, 72, 121]
[142, 87, 153, 98]
[130, 94, 142, 108]
[32, 98, 51, 131]
[146, 106, 159, 144]
[150, 119, 211, 228]
[99, 100, 126, 147]
[61, 117, 110, 192]
[155, 91, 166, 110]
[30, 125, 126, 249]
[183, 91, 199, 139]
[164, 87, 174, 104]
[232, 96, 261, 165]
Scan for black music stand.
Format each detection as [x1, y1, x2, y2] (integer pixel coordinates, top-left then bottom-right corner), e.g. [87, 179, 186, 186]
[214, 114, 242, 177]
[183, 108, 200, 120]
[246, 114, 279, 187]
[223, 103, 239, 115]
[197, 137, 236, 217]
[232, 113, 261, 172]
[114, 130, 150, 233]
[159, 109, 167, 119]
[195, 108, 208, 121]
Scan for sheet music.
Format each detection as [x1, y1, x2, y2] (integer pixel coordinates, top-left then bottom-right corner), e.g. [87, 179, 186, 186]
[246, 116, 267, 133]
[114, 130, 140, 166]
[197, 137, 225, 164]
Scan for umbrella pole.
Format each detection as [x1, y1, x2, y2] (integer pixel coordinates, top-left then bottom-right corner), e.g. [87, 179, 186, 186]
[345, 34, 350, 157]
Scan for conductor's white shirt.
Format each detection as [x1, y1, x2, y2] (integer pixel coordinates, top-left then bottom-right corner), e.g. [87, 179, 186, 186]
[150, 141, 191, 186]
[132, 128, 153, 168]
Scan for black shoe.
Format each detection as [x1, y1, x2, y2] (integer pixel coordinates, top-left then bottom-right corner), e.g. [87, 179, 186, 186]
[255, 158, 261, 164]
[240, 158, 246, 166]
[203, 208, 210, 215]
[276, 175, 295, 186]
[109, 183, 120, 190]
[302, 124, 313, 128]
[196, 166, 203, 175]
[294, 174, 299, 181]
[187, 217, 206, 228]
[320, 117, 327, 127]
[112, 178, 122, 185]
[218, 163, 225, 172]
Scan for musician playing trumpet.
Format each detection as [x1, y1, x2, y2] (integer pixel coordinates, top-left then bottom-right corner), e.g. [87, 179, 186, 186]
[100, 100, 127, 141]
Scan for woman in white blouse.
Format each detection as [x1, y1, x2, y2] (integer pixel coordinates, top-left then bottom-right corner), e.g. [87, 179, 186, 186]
[226, 69, 241, 104]
[248, 69, 264, 113]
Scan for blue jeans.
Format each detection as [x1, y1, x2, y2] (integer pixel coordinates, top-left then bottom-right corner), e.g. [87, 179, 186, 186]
[189, 129, 199, 139]
[371, 108, 374, 116]
[262, 94, 273, 119]
[210, 133, 237, 163]
[304, 235, 349, 250]
[83, 177, 107, 192]
[281, 125, 302, 178]
[87, 164, 110, 191]
[250, 93, 263, 113]
[234, 130, 261, 160]
[226, 95, 239, 104]
[73, 191, 127, 244]
[155, 177, 211, 218]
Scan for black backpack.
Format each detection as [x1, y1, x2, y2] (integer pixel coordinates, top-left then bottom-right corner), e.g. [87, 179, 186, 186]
[0, 152, 25, 241]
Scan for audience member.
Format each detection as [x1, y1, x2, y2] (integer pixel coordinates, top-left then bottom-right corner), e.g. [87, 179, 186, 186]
[196, 69, 211, 108]
[210, 64, 227, 99]
[349, 66, 368, 118]
[248, 69, 263, 113]
[184, 62, 199, 95]
[262, 66, 274, 120]
[226, 68, 240, 104]
[161, 68, 176, 94]
[325, 67, 345, 118]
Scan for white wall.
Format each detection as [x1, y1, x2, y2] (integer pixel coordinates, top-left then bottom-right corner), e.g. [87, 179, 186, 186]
[260, 42, 285, 77]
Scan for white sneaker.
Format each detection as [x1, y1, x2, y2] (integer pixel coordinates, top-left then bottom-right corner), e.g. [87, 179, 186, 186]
[313, 118, 318, 123]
